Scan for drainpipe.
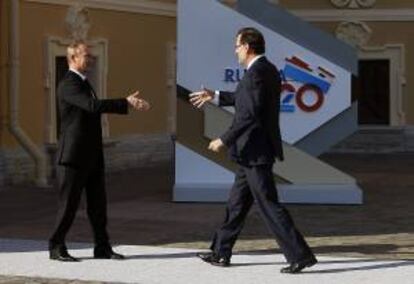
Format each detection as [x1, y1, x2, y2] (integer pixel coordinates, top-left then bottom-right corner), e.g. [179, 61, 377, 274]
[9, 0, 48, 187]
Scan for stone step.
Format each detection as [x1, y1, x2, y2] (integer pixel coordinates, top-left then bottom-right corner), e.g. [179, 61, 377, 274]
[330, 126, 414, 153]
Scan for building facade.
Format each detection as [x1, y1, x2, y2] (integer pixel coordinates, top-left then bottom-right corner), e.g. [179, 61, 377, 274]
[1, 0, 414, 186]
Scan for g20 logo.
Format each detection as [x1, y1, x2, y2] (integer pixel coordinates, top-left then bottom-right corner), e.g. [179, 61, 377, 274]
[281, 83, 324, 113]
[223, 56, 336, 113]
[281, 56, 336, 113]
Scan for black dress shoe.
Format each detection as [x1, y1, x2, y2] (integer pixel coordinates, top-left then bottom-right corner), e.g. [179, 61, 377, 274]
[280, 256, 317, 274]
[94, 247, 125, 260]
[49, 249, 79, 262]
[196, 252, 230, 267]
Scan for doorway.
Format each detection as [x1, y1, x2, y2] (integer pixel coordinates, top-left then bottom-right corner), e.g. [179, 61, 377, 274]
[352, 59, 390, 125]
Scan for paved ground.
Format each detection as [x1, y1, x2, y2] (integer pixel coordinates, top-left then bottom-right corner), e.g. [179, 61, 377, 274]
[0, 239, 413, 284]
[0, 153, 413, 283]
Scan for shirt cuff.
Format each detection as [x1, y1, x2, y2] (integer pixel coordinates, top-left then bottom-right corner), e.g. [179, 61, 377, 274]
[212, 90, 220, 105]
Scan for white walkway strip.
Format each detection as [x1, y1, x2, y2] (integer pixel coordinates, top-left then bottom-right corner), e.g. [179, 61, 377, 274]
[0, 239, 413, 284]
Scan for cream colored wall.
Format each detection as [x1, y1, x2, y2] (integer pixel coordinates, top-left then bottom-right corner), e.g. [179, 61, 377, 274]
[18, 2, 65, 148]
[89, 10, 176, 137]
[2, 1, 175, 148]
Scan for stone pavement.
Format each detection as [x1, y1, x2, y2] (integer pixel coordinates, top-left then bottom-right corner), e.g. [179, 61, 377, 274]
[0, 153, 413, 283]
[0, 239, 413, 284]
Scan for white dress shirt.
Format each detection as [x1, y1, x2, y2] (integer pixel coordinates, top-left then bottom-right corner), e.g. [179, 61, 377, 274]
[69, 68, 87, 81]
[69, 68, 98, 99]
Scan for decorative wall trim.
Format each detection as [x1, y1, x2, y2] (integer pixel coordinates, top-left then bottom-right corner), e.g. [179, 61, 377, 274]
[25, 0, 176, 17]
[330, 0, 376, 9]
[44, 36, 109, 144]
[358, 44, 406, 126]
[335, 21, 372, 48]
[291, 9, 414, 22]
[24, 1, 414, 22]
[65, 3, 91, 40]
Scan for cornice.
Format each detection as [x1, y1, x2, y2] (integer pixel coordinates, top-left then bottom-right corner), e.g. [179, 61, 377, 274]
[25, 0, 176, 17]
[24, 1, 414, 22]
[291, 9, 414, 22]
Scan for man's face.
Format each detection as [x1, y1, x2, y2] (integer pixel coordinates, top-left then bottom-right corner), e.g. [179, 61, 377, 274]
[235, 34, 248, 66]
[72, 44, 91, 73]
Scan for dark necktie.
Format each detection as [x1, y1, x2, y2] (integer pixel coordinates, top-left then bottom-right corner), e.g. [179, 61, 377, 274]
[84, 79, 97, 99]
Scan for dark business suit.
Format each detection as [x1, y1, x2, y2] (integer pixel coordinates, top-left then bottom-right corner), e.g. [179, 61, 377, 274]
[49, 70, 128, 251]
[211, 56, 314, 263]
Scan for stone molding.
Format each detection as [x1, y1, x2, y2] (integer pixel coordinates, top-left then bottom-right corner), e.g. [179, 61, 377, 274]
[331, 0, 376, 9]
[335, 21, 372, 48]
[25, 0, 176, 17]
[65, 3, 90, 40]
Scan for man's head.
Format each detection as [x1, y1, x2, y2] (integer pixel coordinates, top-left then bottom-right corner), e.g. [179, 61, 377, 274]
[67, 41, 91, 73]
[235, 27, 265, 67]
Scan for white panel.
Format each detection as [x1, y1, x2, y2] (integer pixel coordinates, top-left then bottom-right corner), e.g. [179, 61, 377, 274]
[177, 0, 352, 144]
[175, 143, 234, 184]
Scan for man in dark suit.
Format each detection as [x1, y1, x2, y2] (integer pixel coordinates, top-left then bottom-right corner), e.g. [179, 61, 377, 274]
[190, 27, 316, 273]
[49, 41, 150, 262]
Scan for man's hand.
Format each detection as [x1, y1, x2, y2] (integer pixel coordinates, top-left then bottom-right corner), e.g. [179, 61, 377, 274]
[126, 91, 151, 111]
[208, 138, 224, 152]
[189, 87, 214, 108]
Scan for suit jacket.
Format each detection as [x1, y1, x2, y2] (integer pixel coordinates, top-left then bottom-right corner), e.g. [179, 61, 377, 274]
[56, 71, 128, 168]
[219, 56, 284, 166]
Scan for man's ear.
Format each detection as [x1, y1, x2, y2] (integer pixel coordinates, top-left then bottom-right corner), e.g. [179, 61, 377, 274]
[246, 43, 253, 54]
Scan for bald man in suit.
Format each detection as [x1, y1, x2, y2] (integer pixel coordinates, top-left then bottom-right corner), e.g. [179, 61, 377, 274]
[49, 41, 150, 262]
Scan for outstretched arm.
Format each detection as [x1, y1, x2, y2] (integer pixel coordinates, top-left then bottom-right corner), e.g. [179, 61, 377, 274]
[126, 91, 151, 111]
[189, 87, 236, 108]
[60, 81, 150, 114]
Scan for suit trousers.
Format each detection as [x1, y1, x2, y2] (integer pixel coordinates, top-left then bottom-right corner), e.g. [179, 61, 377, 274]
[49, 163, 109, 249]
[210, 164, 313, 263]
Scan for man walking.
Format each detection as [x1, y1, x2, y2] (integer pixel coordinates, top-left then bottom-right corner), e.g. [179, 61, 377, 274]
[189, 27, 316, 273]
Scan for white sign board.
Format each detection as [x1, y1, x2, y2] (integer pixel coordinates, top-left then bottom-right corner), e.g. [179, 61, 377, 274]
[177, 0, 352, 144]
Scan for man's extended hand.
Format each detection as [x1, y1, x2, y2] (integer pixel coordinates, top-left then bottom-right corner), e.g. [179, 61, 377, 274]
[208, 138, 224, 152]
[126, 91, 151, 111]
[189, 87, 214, 108]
